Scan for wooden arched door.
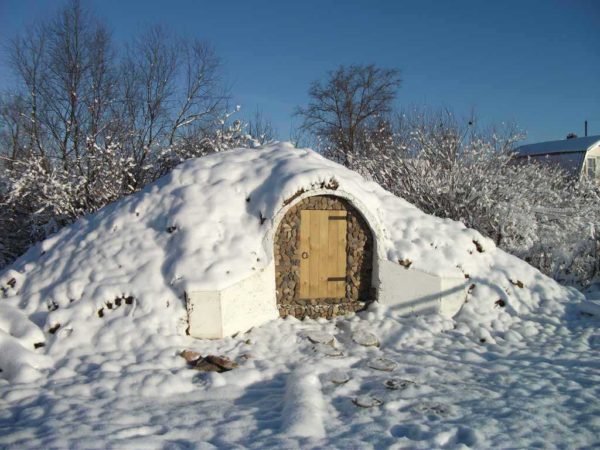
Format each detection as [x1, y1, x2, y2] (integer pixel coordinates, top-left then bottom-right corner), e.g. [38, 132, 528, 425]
[299, 209, 347, 298]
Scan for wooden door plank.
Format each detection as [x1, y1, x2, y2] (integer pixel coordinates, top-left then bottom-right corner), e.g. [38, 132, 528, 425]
[309, 210, 321, 298]
[317, 210, 330, 297]
[327, 211, 346, 297]
[335, 212, 347, 297]
[327, 215, 338, 297]
[299, 210, 310, 298]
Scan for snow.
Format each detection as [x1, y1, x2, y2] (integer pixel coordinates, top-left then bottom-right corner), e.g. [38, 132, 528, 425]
[0, 305, 50, 383]
[578, 299, 600, 316]
[0, 306, 598, 448]
[0, 143, 597, 447]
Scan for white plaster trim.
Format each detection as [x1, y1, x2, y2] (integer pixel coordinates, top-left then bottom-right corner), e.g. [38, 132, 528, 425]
[264, 188, 386, 261]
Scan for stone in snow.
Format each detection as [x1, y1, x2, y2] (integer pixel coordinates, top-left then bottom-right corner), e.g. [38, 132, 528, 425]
[193, 358, 222, 372]
[205, 355, 238, 371]
[306, 331, 336, 345]
[193, 355, 238, 372]
[180, 350, 201, 364]
[385, 378, 416, 390]
[368, 357, 397, 372]
[352, 330, 380, 347]
[328, 369, 351, 385]
[353, 395, 384, 408]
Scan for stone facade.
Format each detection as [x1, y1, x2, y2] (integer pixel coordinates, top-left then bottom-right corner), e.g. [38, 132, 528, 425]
[274, 195, 374, 319]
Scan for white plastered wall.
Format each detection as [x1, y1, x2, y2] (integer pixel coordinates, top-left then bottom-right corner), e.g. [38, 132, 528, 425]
[187, 261, 279, 339]
[375, 259, 466, 317]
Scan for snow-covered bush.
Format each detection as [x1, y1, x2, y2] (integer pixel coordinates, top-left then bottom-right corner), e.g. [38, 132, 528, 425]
[346, 109, 600, 287]
[154, 109, 258, 178]
[0, 2, 262, 269]
[0, 111, 256, 269]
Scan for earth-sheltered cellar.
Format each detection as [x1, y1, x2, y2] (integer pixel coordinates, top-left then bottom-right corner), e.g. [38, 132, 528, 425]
[1, 142, 590, 391]
[186, 146, 469, 338]
[1, 143, 472, 343]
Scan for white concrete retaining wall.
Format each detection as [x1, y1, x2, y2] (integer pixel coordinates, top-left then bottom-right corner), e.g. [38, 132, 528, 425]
[375, 259, 466, 317]
[187, 261, 279, 339]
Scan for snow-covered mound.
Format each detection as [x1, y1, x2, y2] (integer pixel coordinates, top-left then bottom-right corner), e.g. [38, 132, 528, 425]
[0, 143, 584, 383]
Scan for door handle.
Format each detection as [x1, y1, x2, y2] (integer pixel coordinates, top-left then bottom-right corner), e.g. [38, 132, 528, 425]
[302, 252, 309, 259]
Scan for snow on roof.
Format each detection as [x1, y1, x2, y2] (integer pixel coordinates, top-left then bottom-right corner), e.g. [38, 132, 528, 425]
[0, 142, 583, 383]
[514, 135, 600, 157]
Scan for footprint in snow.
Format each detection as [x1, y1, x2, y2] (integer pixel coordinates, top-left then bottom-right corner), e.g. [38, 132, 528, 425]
[353, 394, 384, 408]
[312, 343, 344, 358]
[415, 402, 452, 418]
[328, 369, 351, 385]
[305, 331, 336, 345]
[352, 330, 380, 347]
[385, 378, 416, 390]
[368, 357, 397, 372]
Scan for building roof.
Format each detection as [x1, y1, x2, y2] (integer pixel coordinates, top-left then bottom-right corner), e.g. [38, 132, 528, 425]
[514, 135, 600, 157]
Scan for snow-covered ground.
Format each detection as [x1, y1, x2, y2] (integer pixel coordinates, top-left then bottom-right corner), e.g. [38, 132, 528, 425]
[0, 144, 599, 448]
[0, 303, 598, 449]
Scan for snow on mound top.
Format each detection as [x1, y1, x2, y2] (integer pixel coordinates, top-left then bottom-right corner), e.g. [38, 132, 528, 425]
[0, 143, 583, 382]
[2, 143, 485, 300]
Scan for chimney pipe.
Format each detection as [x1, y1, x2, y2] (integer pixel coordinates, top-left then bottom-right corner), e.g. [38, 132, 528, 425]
[585, 120, 588, 137]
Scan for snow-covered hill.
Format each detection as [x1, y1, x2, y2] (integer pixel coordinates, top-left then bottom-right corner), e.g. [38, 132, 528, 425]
[0, 143, 597, 448]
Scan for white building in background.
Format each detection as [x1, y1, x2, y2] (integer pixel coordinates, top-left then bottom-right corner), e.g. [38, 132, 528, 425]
[513, 135, 600, 182]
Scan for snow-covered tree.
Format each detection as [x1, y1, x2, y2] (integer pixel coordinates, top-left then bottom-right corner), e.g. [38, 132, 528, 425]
[296, 64, 401, 166]
[349, 108, 600, 286]
[0, 1, 264, 269]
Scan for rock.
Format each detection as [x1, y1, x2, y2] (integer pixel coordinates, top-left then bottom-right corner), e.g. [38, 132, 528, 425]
[368, 357, 397, 372]
[205, 355, 238, 371]
[352, 394, 384, 408]
[192, 355, 238, 372]
[398, 258, 412, 268]
[180, 350, 201, 364]
[384, 378, 415, 390]
[328, 369, 351, 385]
[352, 330, 379, 347]
[193, 358, 222, 372]
[306, 331, 335, 345]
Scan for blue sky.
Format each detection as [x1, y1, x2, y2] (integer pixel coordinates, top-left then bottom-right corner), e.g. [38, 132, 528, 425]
[1, 0, 599, 143]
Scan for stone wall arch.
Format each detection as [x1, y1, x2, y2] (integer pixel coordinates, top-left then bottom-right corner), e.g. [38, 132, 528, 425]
[274, 195, 375, 319]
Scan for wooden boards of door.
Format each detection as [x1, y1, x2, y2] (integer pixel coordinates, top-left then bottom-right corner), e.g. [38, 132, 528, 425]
[299, 209, 347, 299]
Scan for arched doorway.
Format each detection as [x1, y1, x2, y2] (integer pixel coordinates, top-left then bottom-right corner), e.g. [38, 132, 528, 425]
[274, 195, 374, 319]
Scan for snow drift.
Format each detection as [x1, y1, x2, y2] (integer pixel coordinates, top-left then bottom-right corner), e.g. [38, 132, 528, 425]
[0, 143, 584, 382]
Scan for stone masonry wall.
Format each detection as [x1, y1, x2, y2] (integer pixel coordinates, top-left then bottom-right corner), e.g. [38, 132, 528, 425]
[275, 195, 374, 319]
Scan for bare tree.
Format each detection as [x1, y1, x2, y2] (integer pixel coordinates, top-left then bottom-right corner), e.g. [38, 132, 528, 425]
[7, 21, 48, 158]
[118, 26, 228, 185]
[5, 0, 117, 175]
[0, 1, 237, 268]
[168, 39, 226, 145]
[0, 93, 29, 166]
[246, 108, 276, 145]
[296, 64, 401, 165]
